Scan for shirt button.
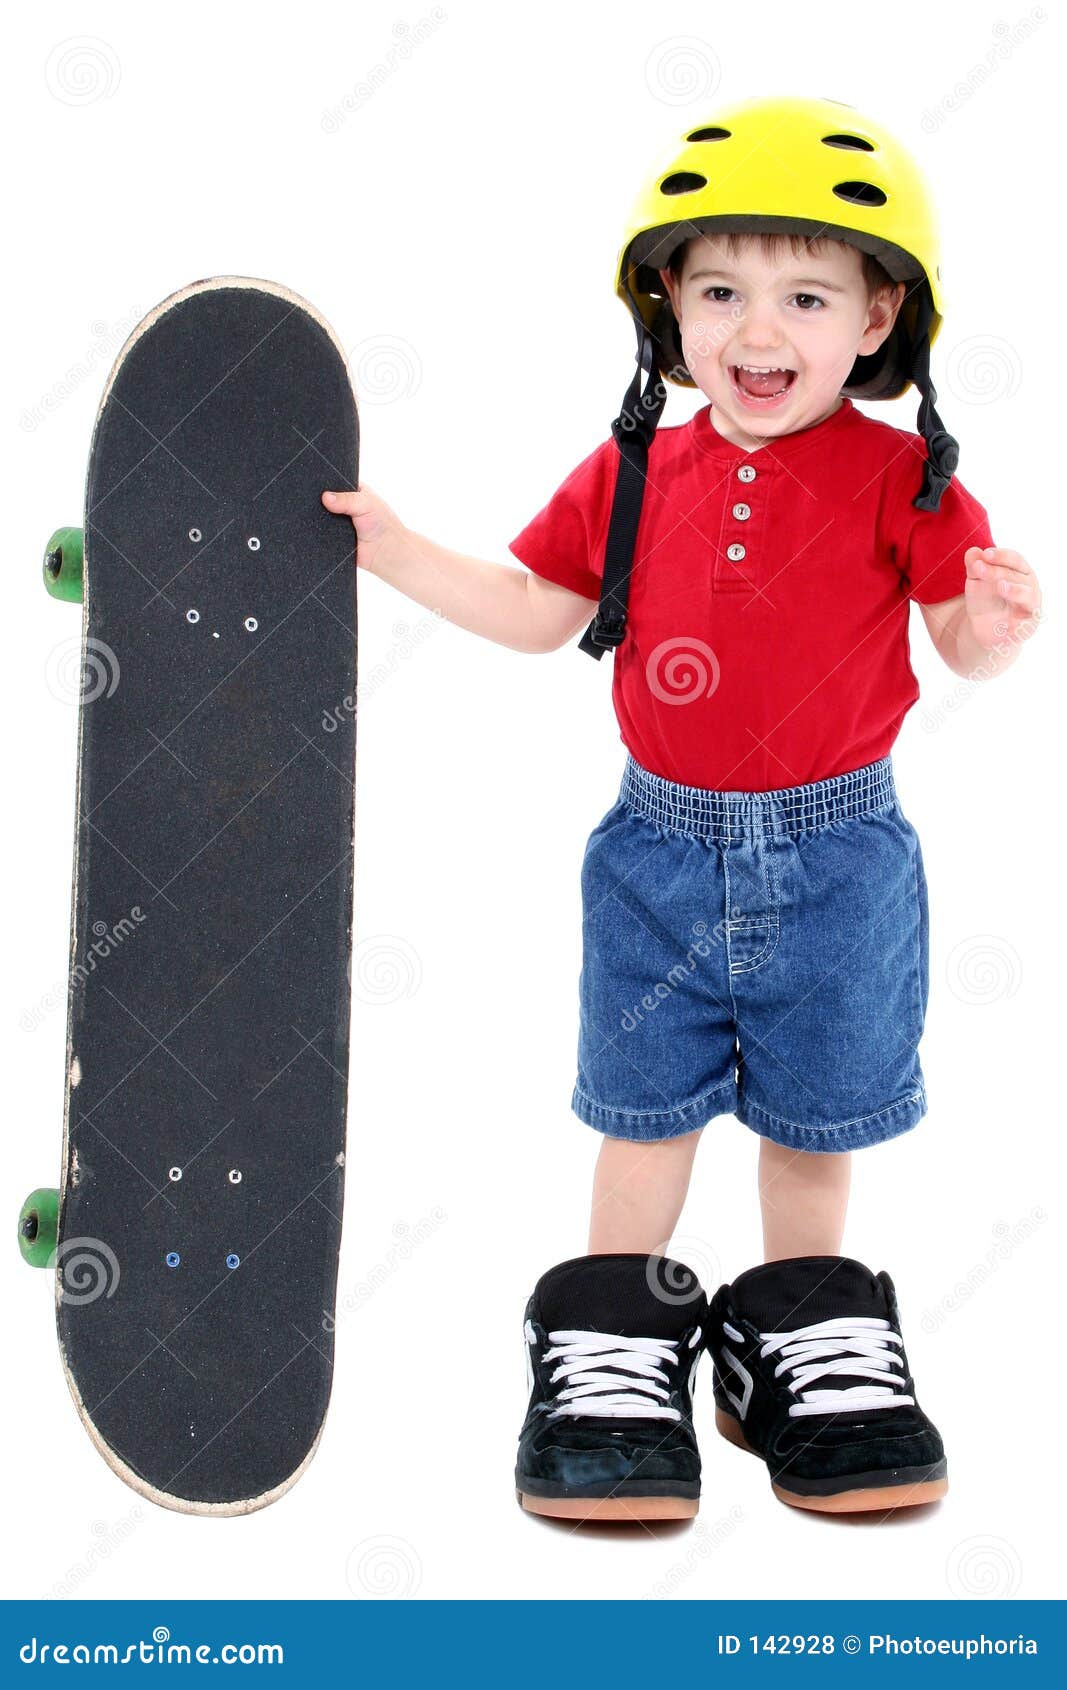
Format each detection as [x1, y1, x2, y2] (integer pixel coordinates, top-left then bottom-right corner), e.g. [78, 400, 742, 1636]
[737, 464, 756, 482]
[726, 542, 747, 562]
[732, 502, 751, 521]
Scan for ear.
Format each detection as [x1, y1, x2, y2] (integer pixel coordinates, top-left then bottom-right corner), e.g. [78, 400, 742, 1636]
[658, 265, 682, 319]
[858, 280, 907, 358]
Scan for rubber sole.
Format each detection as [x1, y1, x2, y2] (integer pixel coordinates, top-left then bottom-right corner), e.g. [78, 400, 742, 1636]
[518, 1489, 699, 1522]
[714, 1408, 948, 1514]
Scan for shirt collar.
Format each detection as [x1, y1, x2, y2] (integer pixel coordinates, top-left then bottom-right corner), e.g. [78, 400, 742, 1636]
[688, 396, 859, 467]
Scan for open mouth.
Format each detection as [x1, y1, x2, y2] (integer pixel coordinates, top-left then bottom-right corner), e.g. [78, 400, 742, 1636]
[729, 364, 798, 405]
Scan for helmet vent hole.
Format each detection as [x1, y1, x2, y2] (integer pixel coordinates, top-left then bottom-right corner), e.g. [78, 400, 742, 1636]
[660, 171, 707, 196]
[822, 133, 875, 152]
[685, 126, 731, 143]
[832, 180, 887, 207]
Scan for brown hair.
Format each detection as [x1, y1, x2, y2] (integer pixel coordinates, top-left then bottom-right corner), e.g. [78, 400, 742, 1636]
[667, 230, 896, 303]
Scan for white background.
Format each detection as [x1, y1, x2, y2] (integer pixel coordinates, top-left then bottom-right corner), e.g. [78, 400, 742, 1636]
[4, 0, 1061, 1603]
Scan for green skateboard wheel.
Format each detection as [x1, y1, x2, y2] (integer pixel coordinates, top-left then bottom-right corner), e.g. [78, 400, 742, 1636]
[18, 1188, 59, 1268]
[42, 527, 84, 603]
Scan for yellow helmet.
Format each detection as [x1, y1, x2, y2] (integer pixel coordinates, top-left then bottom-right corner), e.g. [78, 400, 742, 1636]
[581, 94, 959, 658]
[619, 93, 941, 402]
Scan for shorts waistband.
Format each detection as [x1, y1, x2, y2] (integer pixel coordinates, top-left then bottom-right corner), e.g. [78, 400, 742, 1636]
[620, 754, 898, 842]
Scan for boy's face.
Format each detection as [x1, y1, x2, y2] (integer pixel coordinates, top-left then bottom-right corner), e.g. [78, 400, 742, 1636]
[658, 235, 905, 445]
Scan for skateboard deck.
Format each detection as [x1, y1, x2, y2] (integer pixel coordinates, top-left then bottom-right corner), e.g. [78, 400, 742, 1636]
[22, 277, 358, 1514]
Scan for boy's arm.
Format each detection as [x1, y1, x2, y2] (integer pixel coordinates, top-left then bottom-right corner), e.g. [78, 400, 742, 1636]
[918, 545, 1042, 678]
[322, 486, 595, 654]
[374, 528, 596, 653]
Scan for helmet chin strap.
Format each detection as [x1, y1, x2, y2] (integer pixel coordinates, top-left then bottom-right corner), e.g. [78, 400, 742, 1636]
[579, 325, 668, 659]
[909, 286, 958, 514]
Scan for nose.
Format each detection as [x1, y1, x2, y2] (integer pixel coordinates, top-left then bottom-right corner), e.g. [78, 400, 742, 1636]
[735, 300, 786, 359]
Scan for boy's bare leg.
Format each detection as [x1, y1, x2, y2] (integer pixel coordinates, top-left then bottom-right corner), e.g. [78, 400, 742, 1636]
[588, 1131, 701, 1254]
[758, 1138, 851, 1261]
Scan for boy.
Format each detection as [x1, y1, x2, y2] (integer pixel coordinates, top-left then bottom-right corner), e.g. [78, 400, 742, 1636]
[323, 95, 1040, 1523]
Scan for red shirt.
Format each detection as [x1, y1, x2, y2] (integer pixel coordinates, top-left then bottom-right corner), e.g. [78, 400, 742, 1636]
[508, 398, 994, 792]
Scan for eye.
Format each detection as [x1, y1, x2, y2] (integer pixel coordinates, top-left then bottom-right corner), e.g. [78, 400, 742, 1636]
[791, 293, 825, 311]
[701, 287, 736, 303]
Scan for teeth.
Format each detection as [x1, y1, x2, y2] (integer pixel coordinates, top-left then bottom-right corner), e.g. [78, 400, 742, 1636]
[738, 364, 791, 374]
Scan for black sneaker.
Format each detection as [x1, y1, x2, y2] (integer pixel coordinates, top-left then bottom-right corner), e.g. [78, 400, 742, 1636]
[515, 1253, 707, 1522]
[708, 1256, 947, 1513]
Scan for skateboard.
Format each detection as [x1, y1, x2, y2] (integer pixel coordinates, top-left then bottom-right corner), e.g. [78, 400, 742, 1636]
[18, 277, 358, 1515]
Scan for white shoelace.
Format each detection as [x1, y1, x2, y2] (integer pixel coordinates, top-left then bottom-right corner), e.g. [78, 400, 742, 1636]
[540, 1329, 683, 1422]
[758, 1315, 914, 1419]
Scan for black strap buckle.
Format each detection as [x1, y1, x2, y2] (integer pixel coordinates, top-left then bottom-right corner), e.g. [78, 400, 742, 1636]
[589, 613, 626, 649]
[913, 428, 960, 513]
[578, 610, 626, 659]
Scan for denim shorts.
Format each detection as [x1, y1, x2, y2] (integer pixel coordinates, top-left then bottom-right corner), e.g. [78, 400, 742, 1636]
[572, 753, 930, 1154]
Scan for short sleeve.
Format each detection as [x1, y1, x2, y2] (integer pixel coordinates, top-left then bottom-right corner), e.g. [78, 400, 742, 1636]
[508, 438, 619, 602]
[882, 440, 995, 605]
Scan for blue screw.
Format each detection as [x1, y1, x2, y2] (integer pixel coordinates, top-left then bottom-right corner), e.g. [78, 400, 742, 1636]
[166, 1251, 180, 1268]
[226, 1253, 240, 1270]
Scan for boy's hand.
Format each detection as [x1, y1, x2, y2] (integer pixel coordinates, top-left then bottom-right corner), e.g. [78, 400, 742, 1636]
[322, 485, 405, 575]
[963, 546, 1043, 652]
